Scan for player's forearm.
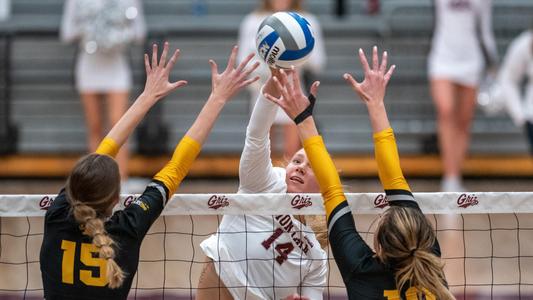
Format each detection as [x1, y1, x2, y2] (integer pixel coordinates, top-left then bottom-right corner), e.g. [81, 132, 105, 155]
[153, 136, 201, 196]
[102, 93, 156, 155]
[185, 93, 226, 144]
[373, 128, 411, 191]
[247, 88, 278, 140]
[365, 101, 390, 134]
[296, 117, 319, 141]
[302, 133, 345, 219]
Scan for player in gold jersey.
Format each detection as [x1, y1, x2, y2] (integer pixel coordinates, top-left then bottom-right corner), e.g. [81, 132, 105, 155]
[40, 43, 259, 300]
[265, 47, 454, 300]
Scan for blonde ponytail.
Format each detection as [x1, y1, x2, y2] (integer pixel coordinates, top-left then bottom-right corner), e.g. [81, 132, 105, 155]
[72, 202, 125, 289]
[396, 248, 455, 300]
[377, 207, 455, 300]
[66, 153, 124, 289]
[304, 215, 329, 249]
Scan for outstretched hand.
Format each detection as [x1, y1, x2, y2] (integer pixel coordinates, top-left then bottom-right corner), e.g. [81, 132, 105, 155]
[209, 46, 260, 102]
[143, 42, 188, 100]
[263, 67, 320, 120]
[343, 46, 395, 106]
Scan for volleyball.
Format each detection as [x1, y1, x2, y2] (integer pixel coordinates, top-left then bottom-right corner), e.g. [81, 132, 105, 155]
[255, 11, 315, 69]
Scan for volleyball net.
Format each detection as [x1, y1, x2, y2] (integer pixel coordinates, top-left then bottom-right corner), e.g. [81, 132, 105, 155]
[1, 192, 533, 299]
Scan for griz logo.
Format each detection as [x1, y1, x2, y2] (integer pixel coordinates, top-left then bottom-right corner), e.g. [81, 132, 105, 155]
[291, 195, 312, 209]
[39, 196, 55, 210]
[267, 46, 280, 65]
[123, 195, 138, 207]
[208, 195, 229, 210]
[457, 193, 479, 208]
[374, 194, 389, 209]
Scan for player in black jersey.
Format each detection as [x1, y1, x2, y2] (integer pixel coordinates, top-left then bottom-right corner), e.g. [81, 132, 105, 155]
[265, 47, 454, 299]
[40, 43, 259, 300]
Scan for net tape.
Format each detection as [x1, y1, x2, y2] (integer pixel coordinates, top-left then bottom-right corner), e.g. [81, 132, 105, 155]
[1, 192, 533, 217]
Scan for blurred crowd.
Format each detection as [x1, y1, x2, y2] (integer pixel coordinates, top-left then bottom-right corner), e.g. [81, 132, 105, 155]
[0, 0, 531, 193]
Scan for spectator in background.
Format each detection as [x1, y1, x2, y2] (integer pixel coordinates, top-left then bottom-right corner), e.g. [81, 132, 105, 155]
[428, 0, 498, 192]
[0, 0, 10, 20]
[61, 0, 146, 191]
[237, 0, 326, 158]
[499, 28, 533, 153]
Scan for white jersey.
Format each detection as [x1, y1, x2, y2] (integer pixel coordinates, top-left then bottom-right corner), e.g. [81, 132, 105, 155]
[499, 30, 533, 126]
[201, 90, 328, 300]
[428, 0, 498, 86]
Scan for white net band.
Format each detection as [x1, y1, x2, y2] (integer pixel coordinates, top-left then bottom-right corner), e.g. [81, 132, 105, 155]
[1, 192, 533, 217]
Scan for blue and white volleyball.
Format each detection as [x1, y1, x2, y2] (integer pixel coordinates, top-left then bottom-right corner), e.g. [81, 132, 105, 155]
[256, 12, 315, 69]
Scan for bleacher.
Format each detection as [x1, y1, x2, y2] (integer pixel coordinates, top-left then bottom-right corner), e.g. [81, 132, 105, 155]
[1, 0, 533, 177]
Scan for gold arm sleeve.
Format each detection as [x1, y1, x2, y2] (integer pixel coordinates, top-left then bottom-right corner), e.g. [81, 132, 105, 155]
[373, 128, 411, 192]
[153, 136, 201, 196]
[95, 137, 120, 157]
[303, 135, 346, 220]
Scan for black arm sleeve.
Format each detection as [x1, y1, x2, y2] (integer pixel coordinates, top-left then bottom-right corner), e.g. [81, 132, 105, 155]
[109, 180, 168, 240]
[328, 200, 376, 281]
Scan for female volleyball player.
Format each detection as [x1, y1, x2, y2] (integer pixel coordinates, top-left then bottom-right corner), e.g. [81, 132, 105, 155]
[198, 68, 328, 299]
[40, 43, 259, 299]
[265, 47, 454, 299]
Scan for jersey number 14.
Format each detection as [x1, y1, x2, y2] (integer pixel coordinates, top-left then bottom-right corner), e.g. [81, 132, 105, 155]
[262, 228, 295, 265]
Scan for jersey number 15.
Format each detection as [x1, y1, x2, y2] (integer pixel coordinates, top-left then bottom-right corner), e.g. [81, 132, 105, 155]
[61, 240, 108, 287]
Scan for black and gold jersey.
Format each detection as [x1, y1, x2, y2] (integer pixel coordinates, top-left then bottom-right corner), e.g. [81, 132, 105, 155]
[327, 191, 440, 300]
[40, 182, 168, 300]
[304, 128, 443, 300]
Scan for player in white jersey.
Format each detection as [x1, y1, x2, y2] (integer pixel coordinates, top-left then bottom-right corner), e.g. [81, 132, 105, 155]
[499, 29, 533, 152]
[428, 0, 498, 191]
[198, 68, 328, 300]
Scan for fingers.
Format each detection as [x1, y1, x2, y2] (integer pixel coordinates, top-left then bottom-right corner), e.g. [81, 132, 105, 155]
[372, 45, 379, 71]
[144, 54, 151, 74]
[171, 80, 188, 90]
[358, 48, 370, 74]
[379, 50, 388, 74]
[160, 41, 169, 68]
[239, 61, 260, 82]
[165, 48, 180, 73]
[236, 52, 255, 74]
[277, 69, 290, 91]
[289, 66, 301, 94]
[263, 92, 283, 107]
[309, 81, 320, 97]
[384, 64, 396, 85]
[151, 43, 158, 69]
[343, 73, 359, 89]
[273, 75, 290, 100]
[209, 59, 219, 78]
[240, 76, 260, 88]
[225, 45, 238, 73]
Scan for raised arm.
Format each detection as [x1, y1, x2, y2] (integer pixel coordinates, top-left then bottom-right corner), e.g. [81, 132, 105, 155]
[95, 43, 187, 157]
[118, 47, 259, 239]
[344, 47, 415, 204]
[238, 68, 283, 193]
[154, 46, 260, 196]
[264, 69, 371, 280]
